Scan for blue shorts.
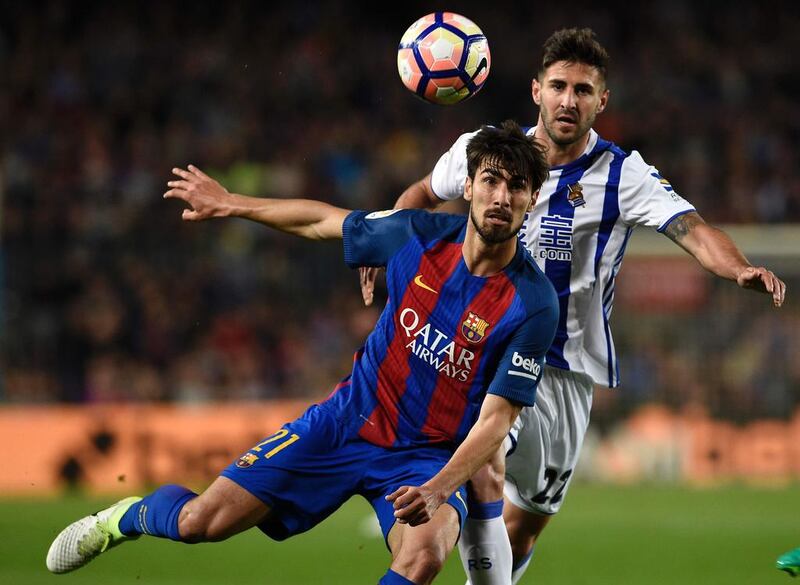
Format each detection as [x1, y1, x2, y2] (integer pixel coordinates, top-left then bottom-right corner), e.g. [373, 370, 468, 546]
[221, 404, 468, 545]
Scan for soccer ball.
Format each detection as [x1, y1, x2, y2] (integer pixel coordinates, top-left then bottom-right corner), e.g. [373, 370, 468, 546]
[397, 12, 491, 105]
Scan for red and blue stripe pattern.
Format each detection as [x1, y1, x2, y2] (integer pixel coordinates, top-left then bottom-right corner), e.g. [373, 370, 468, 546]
[327, 210, 553, 449]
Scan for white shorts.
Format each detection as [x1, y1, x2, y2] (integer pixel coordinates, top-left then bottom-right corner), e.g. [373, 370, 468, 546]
[504, 366, 593, 516]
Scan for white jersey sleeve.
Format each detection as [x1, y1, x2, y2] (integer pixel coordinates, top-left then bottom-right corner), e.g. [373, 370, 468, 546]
[429, 131, 478, 201]
[618, 150, 695, 231]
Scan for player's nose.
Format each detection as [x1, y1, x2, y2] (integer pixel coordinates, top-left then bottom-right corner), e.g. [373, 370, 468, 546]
[492, 182, 512, 206]
[559, 88, 577, 109]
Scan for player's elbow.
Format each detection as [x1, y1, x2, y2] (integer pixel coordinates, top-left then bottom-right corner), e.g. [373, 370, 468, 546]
[396, 175, 441, 211]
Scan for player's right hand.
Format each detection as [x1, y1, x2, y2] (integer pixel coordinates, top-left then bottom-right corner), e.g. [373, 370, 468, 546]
[386, 485, 443, 526]
[360, 266, 378, 306]
[164, 165, 231, 221]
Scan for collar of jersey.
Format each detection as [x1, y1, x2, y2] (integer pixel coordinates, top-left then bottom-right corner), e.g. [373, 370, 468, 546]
[456, 222, 528, 279]
[527, 126, 612, 172]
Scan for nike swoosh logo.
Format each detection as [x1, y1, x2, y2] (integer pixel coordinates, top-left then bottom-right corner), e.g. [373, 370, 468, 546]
[413, 274, 438, 294]
[455, 490, 468, 511]
[469, 57, 488, 84]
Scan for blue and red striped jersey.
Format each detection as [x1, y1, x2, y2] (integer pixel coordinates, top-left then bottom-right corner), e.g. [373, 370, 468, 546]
[324, 209, 558, 449]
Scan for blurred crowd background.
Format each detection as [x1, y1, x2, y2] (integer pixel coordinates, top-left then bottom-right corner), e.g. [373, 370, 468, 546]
[2, 1, 798, 422]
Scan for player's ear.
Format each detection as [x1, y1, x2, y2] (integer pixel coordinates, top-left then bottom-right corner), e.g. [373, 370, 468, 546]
[597, 87, 609, 114]
[463, 176, 473, 202]
[531, 77, 541, 105]
[529, 189, 539, 209]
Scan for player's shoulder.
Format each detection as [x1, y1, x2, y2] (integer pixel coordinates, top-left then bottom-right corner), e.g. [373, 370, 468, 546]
[368, 208, 467, 247]
[619, 149, 652, 172]
[591, 132, 632, 161]
[590, 133, 654, 175]
[353, 208, 462, 228]
[344, 209, 465, 258]
[616, 149, 673, 195]
[593, 135, 658, 186]
[405, 209, 466, 238]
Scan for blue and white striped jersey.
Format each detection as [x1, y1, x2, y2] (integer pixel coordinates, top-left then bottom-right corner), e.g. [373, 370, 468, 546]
[430, 127, 695, 387]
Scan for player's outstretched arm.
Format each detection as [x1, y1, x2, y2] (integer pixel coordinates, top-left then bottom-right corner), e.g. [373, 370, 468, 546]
[359, 173, 440, 306]
[663, 211, 786, 307]
[164, 165, 349, 240]
[386, 395, 521, 526]
[394, 173, 441, 211]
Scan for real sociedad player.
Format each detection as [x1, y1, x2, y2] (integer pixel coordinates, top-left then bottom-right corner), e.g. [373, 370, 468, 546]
[46, 122, 559, 585]
[361, 28, 787, 585]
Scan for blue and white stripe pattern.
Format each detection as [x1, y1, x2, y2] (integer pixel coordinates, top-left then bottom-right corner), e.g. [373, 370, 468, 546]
[430, 127, 695, 387]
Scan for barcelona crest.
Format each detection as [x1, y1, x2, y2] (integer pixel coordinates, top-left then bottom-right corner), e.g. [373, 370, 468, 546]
[235, 452, 258, 469]
[462, 312, 490, 344]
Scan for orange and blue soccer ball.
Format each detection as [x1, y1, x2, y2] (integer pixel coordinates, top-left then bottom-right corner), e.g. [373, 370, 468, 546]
[397, 12, 491, 105]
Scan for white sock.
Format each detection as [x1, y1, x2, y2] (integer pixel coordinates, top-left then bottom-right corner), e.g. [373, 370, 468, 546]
[459, 503, 512, 585]
[511, 547, 534, 585]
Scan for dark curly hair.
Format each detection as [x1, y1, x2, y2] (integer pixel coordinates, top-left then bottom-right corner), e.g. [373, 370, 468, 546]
[466, 120, 549, 193]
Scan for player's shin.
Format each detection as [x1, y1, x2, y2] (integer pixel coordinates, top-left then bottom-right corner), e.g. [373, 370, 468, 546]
[118, 484, 198, 541]
[459, 500, 512, 585]
[511, 547, 534, 585]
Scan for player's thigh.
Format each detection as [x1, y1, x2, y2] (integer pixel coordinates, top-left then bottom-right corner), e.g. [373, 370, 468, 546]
[504, 367, 592, 515]
[387, 503, 460, 582]
[220, 404, 363, 540]
[179, 475, 272, 541]
[366, 448, 468, 543]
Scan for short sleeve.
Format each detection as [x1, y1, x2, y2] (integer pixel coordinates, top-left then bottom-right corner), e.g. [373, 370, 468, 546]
[342, 209, 417, 268]
[430, 131, 478, 201]
[618, 151, 696, 230]
[486, 293, 559, 407]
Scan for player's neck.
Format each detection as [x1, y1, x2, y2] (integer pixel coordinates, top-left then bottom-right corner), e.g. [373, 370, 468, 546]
[534, 123, 591, 167]
[462, 226, 518, 277]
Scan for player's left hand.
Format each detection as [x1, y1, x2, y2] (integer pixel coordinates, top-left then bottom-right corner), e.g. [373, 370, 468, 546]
[736, 266, 786, 307]
[386, 485, 444, 526]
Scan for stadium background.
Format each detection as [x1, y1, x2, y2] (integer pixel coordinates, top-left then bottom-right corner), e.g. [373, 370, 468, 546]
[1, 1, 798, 583]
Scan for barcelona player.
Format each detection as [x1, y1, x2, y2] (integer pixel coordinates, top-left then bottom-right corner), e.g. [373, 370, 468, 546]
[362, 28, 786, 585]
[46, 121, 558, 585]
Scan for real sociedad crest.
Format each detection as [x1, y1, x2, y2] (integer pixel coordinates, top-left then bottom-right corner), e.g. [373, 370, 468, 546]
[462, 312, 490, 344]
[567, 182, 586, 208]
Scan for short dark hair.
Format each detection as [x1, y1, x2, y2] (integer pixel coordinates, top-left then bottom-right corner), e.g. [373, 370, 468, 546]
[466, 120, 549, 193]
[539, 27, 609, 81]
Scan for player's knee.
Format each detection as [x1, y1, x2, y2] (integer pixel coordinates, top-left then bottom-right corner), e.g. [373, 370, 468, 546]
[468, 460, 505, 502]
[394, 547, 446, 584]
[177, 512, 206, 543]
[415, 548, 446, 582]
